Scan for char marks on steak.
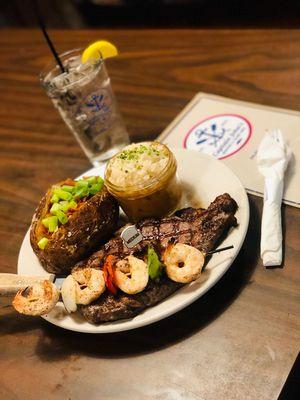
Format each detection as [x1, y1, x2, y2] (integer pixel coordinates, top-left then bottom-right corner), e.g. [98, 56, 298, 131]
[76, 193, 238, 324]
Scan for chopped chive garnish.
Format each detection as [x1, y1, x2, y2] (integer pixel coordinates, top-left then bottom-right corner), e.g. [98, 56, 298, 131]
[117, 144, 162, 161]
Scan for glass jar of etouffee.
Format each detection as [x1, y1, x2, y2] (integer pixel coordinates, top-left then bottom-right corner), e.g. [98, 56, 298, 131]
[104, 142, 182, 222]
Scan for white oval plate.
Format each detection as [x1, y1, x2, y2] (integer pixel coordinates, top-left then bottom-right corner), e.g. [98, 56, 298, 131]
[18, 149, 249, 333]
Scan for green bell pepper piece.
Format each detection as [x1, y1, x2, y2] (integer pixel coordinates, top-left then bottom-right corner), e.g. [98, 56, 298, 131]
[147, 246, 163, 281]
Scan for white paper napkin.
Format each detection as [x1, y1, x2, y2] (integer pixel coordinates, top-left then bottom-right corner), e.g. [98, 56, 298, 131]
[257, 129, 291, 266]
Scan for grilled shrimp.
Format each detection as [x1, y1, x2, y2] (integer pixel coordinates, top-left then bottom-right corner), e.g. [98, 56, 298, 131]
[73, 268, 105, 305]
[61, 268, 105, 312]
[12, 280, 60, 316]
[162, 243, 205, 283]
[114, 255, 149, 295]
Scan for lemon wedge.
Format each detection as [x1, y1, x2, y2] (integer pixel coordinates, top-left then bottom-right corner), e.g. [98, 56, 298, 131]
[81, 40, 118, 63]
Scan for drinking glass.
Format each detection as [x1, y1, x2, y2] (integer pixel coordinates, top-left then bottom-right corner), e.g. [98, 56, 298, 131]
[40, 49, 129, 165]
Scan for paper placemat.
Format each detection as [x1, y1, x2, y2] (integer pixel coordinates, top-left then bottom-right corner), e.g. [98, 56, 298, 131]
[158, 93, 300, 208]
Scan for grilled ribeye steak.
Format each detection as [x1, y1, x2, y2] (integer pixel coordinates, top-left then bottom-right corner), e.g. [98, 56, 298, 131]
[80, 276, 181, 323]
[75, 193, 238, 324]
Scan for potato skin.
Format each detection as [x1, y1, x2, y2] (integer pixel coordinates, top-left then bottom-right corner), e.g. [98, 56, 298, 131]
[30, 185, 119, 274]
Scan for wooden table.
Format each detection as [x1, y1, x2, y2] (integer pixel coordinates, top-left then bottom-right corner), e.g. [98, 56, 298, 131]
[0, 29, 299, 400]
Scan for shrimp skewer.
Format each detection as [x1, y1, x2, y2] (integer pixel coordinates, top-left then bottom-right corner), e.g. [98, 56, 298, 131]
[0, 273, 55, 296]
[162, 243, 205, 283]
[72, 268, 105, 305]
[61, 267, 105, 313]
[114, 255, 148, 295]
[12, 280, 60, 316]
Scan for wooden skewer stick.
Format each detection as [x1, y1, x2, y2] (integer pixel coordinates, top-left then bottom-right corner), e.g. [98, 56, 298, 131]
[0, 273, 55, 296]
[206, 245, 234, 255]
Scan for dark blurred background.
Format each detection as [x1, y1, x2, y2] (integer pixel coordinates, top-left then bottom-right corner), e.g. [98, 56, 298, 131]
[1, 0, 300, 28]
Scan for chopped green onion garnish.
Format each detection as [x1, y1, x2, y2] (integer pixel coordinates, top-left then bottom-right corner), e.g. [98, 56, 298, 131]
[42, 217, 50, 229]
[53, 188, 73, 201]
[89, 183, 102, 195]
[59, 201, 71, 213]
[50, 200, 77, 215]
[48, 216, 58, 232]
[75, 179, 89, 188]
[74, 186, 89, 199]
[38, 237, 49, 250]
[86, 176, 97, 185]
[147, 246, 163, 281]
[61, 185, 74, 193]
[42, 216, 58, 232]
[55, 209, 68, 224]
[50, 194, 59, 203]
[69, 200, 77, 209]
[50, 203, 61, 215]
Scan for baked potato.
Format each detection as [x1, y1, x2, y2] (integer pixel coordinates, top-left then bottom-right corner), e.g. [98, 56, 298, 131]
[30, 176, 119, 275]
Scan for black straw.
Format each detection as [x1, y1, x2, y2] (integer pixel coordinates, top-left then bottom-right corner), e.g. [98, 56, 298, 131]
[33, 0, 65, 73]
[207, 245, 234, 255]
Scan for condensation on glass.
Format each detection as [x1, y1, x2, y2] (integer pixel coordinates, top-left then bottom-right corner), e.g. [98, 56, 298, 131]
[40, 49, 129, 165]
